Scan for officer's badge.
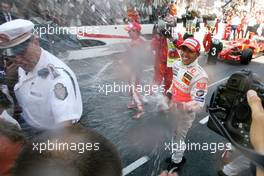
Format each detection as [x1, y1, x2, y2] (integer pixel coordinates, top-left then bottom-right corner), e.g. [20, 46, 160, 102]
[196, 83, 207, 90]
[54, 83, 68, 100]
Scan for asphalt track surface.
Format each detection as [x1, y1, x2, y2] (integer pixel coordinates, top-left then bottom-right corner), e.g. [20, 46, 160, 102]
[66, 51, 264, 176]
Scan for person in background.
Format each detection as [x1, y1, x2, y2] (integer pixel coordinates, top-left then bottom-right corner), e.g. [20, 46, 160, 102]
[147, 1, 155, 23]
[257, 22, 264, 37]
[122, 22, 146, 119]
[151, 21, 183, 95]
[0, 88, 20, 128]
[237, 11, 247, 39]
[169, 0, 177, 17]
[244, 14, 257, 38]
[13, 125, 122, 176]
[0, 0, 16, 25]
[0, 119, 25, 176]
[22, 0, 43, 19]
[182, 5, 190, 28]
[127, 6, 140, 23]
[230, 12, 241, 40]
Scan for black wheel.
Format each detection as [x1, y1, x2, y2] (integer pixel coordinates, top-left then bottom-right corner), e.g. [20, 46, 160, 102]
[240, 48, 253, 65]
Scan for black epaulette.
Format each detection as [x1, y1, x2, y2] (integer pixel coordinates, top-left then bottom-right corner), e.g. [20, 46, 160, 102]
[37, 68, 50, 79]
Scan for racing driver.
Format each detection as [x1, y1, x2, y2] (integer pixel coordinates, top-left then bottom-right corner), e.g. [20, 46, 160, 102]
[164, 38, 209, 172]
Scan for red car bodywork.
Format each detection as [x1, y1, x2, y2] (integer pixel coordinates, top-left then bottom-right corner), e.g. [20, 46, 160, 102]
[218, 38, 264, 61]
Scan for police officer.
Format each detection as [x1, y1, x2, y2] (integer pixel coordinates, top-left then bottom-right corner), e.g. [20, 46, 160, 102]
[0, 19, 82, 130]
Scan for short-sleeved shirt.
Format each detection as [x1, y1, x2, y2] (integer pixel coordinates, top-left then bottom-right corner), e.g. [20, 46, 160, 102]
[14, 49, 82, 129]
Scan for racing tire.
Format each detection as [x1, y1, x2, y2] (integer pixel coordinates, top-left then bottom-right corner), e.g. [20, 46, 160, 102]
[240, 48, 253, 65]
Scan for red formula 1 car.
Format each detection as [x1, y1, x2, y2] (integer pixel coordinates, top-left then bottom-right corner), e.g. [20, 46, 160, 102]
[204, 36, 264, 65]
[218, 37, 264, 65]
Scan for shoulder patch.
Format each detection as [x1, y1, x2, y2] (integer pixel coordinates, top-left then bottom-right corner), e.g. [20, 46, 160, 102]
[196, 90, 205, 97]
[196, 83, 207, 90]
[182, 72, 193, 85]
[54, 83, 68, 100]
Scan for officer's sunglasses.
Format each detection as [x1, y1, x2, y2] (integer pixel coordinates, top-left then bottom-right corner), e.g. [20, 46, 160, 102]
[1, 37, 33, 59]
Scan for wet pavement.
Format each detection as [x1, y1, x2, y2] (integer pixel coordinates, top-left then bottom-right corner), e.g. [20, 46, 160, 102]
[65, 51, 264, 176]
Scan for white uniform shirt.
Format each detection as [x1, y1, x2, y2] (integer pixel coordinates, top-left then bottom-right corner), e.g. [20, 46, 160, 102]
[14, 49, 83, 129]
[231, 16, 241, 26]
[248, 17, 257, 27]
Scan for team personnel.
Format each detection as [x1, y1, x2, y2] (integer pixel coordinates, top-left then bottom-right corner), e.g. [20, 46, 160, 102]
[122, 22, 146, 119]
[169, 1, 177, 17]
[203, 28, 223, 65]
[151, 24, 169, 92]
[0, 19, 83, 130]
[151, 22, 183, 93]
[165, 38, 209, 172]
[203, 21, 215, 54]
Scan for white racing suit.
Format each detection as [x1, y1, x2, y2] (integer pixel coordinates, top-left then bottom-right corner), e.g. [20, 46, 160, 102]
[167, 60, 208, 163]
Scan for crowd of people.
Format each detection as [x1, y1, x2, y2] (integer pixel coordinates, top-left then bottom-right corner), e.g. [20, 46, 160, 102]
[126, 0, 178, 24]
[0, 0, 263, 176]
[0, 0, 125, 26]
[1, 0, 179, 26]
[223, 9, 264, 40]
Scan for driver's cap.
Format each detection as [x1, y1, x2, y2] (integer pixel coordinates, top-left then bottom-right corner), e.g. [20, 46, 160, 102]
[180, 38, 201, 54]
